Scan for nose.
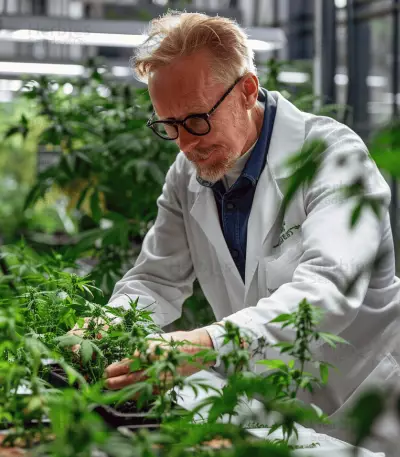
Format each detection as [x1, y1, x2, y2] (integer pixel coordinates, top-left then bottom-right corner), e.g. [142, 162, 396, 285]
[175, 125, 199, 152]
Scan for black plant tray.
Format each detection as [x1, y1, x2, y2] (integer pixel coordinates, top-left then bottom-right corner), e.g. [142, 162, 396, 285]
[121, 424, 162, 433]
[0, 417, 51, 432]
[46, 363, 161, 429]
[92, 404, 161, 429]
[48, 364, 74, 388]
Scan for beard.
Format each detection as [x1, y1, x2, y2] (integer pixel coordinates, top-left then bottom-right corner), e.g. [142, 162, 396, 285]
[193, 146, 239, 183]
[187, 110, 249, 183]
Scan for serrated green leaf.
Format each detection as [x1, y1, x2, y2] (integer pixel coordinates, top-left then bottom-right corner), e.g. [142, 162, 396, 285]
[350, 201, 363, 228]
[269, 314, 292, 324]
[272, 342, 294, 351]
[27, 396, 42, 412]
[368, 197, 384, 221]
[4, 126, 21, 139]
[90, 190, 102, 223]
[54, 334, 82, 347]
[63, 364, 86, 386]
[267, 423, 282, 436]
[23, 180, 53, 210]
[348, 390, 385, 446]
[76, 184, 91, 211]
[190, 385, 199, 397]
[318, 332, 348, 346]
[256, 359, 288, 372]
[129, 357, 142, 372]
[319, 363, 329, 384]
[80, 340, 93, 364]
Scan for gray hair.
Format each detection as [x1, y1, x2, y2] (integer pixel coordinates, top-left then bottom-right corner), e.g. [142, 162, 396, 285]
[131, 10, 257, 85]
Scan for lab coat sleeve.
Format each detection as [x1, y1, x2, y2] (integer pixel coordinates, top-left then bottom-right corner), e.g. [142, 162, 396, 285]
[107, 159, 196, 328]
[205, 126, 392, 369]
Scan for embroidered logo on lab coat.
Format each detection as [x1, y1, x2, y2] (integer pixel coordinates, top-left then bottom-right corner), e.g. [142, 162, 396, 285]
[273, 221, 301, 248]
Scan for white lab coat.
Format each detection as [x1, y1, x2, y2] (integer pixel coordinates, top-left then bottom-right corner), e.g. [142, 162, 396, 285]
[109, 91, 400, 423]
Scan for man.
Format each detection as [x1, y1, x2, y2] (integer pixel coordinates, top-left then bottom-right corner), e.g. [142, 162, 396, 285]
[104, 11, 400, 425]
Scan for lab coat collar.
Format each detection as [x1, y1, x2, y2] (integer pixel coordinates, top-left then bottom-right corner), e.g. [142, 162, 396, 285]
[188, 90, 305, 192]
[195, 87, 274, 190]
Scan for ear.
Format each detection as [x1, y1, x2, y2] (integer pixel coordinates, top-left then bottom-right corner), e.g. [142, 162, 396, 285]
[241, 74, 259, 110]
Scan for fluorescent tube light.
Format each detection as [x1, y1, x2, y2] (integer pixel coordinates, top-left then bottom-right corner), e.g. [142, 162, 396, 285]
[0, 79, 23, 91]
[0, 61, 85, 76]
[278, 71, 309, 84]
[0, 29, 147, 47]
[248, 39, 276, 52]
[0, 29, 280, 52]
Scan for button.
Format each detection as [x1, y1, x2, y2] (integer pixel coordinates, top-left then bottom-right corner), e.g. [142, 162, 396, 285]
[231, 249, 239, 259]
[226, 202, 236, 210]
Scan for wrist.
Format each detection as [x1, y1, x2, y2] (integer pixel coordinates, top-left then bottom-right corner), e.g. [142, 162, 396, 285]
[186, 328, 214, 349]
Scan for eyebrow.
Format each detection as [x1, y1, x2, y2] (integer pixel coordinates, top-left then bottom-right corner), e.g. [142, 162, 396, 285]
[154, 92, 211, 120]
[159, 105, 208, 121]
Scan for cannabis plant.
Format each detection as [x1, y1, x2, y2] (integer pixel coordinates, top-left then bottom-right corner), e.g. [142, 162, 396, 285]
[1, 243, 337, 455]
[3, 59, 177, 300]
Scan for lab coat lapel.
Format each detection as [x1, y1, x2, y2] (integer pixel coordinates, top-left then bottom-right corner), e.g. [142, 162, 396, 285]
[189, 175, 245, 308]
[244, 92, 306, 299]
[244, 166, 282, 290]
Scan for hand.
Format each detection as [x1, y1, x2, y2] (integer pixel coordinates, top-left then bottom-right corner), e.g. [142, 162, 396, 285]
[104, 328, 215, 390]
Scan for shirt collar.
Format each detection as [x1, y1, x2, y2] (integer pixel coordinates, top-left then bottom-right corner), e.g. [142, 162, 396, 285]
[196, 87, 271, 189]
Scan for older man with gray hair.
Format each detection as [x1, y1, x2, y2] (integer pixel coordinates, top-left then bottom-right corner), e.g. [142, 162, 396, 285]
[104, 10, 400, 439]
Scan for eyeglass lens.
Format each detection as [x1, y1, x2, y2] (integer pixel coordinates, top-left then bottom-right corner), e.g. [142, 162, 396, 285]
[152, 116, 210, 139]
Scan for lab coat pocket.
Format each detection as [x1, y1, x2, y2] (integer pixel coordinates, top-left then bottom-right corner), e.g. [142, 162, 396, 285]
[327, 353, 400, 422]
[264, 241, 303, 294]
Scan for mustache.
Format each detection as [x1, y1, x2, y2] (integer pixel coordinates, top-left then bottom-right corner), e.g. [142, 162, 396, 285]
[188, 147, 216, 159]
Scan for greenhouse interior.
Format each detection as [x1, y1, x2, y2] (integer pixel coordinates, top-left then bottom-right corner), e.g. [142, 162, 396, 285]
[0, 0, 400, 456]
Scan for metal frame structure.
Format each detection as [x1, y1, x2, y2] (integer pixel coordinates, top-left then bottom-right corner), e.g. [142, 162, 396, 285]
[314, 0, 337, 108]
[391, 0, 399, 264]
[313, 0, 399, 264]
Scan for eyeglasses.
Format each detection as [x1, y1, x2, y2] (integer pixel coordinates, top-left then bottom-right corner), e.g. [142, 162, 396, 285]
[146, 75, 243, 141]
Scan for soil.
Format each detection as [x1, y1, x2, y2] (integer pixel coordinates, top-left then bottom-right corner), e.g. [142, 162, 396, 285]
[111, 400, 142, 414]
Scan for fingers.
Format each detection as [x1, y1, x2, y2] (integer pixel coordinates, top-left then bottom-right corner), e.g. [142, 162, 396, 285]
[106, 372, 142, 390]
[103, 335, 208, 391]
[105, 371, 173, 391]
[104, 354, 152, 390]
[105, 370, 147, 390]
[104, 358, 133, 378]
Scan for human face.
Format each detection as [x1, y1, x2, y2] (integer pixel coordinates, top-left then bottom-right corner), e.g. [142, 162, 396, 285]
[147, 76, 243, 140]
[148, 49, 253, 182]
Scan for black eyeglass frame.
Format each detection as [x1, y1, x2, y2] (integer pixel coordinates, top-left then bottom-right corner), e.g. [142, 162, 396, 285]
[146, 75, 244, 140]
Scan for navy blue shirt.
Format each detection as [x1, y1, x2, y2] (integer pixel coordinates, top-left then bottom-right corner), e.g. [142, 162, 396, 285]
[196, 89, 277, 283]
